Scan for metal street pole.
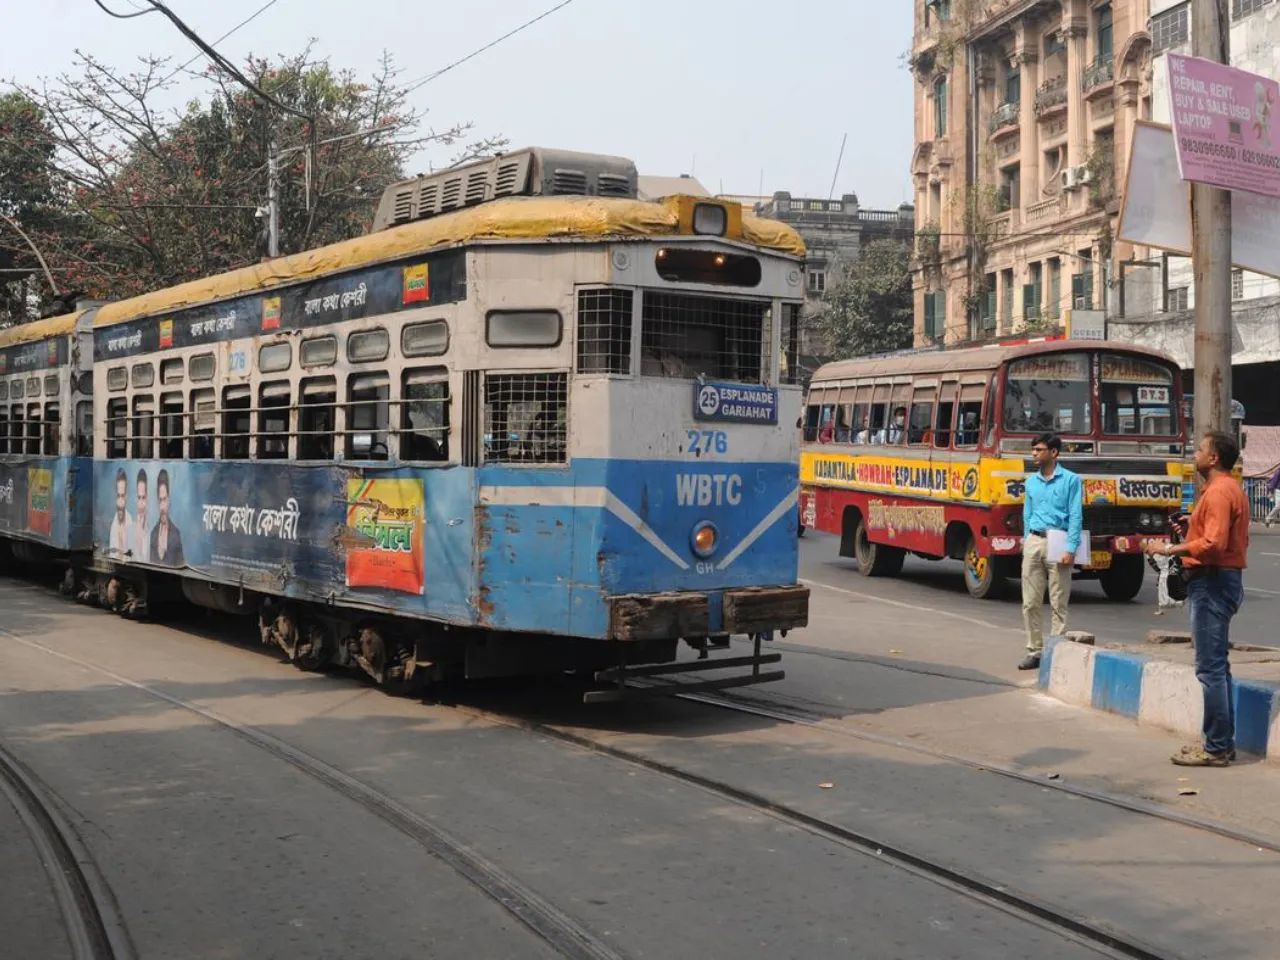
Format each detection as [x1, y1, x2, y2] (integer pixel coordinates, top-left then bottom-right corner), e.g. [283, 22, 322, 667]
[1191, 0, 1233, 449]
[267, 141, 280, 258]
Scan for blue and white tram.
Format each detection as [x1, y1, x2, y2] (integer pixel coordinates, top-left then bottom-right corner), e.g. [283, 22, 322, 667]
[74, 147, 810, 698]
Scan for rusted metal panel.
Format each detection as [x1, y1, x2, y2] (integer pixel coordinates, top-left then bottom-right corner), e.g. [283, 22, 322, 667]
[723, 585, 809, 635]
[608, 592, 709, 642]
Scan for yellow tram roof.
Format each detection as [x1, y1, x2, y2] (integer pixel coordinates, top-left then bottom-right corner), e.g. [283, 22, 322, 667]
[0, 312, 83, 349]
[810, 340, 1181, 384]
[90, 195, 806, 331]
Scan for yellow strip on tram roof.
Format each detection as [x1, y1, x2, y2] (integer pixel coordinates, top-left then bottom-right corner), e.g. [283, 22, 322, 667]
[0, 312, 82, 349]
[91, 195, 806, 331]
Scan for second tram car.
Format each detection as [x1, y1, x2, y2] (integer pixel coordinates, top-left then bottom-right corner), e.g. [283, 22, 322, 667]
[4, 147, 810, 699]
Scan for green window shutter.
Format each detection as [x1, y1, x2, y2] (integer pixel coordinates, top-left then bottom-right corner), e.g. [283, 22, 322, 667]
[983, 290, 997, 330]
[924, 292, 936, 338]
[935, 291, 946, 336]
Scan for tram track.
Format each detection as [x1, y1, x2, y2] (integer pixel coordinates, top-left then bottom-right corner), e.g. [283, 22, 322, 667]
[0, 738, 134, 960]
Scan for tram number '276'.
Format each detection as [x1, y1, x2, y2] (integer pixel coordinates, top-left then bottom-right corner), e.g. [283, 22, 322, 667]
[676, 473, 743, 506]
[686, 430, 729, 455]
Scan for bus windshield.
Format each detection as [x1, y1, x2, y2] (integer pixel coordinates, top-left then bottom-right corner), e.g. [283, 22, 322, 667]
[1099, 354, 1177, 437]
[1002, 352, 1091, 435]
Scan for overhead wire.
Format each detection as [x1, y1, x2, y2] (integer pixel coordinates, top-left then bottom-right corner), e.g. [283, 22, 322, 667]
[160, 0, 287, 85]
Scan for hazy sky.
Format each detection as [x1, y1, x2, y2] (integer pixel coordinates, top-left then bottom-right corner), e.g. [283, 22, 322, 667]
[10, 0, 915, 209]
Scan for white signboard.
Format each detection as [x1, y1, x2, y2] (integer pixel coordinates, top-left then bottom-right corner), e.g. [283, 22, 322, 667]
[1117, 120, 1280, 279]
[1065, 309, 1106, 340]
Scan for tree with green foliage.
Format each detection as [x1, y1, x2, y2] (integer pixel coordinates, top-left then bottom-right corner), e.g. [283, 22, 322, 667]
[817, 239, 915, 358]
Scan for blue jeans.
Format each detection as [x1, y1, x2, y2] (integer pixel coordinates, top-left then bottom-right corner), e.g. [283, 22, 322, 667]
[1187, 571, 1244, 755]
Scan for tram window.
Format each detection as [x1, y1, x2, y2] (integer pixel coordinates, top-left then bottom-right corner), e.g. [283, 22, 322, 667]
[107, 367, 128, 392]
[26, 403, 40, 455]
[10, 405, 23, 454]
[257, 382, 291, 460]
[346, 373, 389, 460]
[221, 385, 251, 460]
[189, 388, 215, 459]
[0, 382, 7, 401]
[576, 289, 633, 374]
[348, 328, 390, 364]
[401, 369, 449, 462]
[76, 372, 93, 396]
[402, 320, 450, 358]
[483, 373, 567, 464]
[259, 342, 292, 374]
[11, 380, 22, 400]
[44, 375, 59, 398]
[159, 393, 184, 459]
[487, 310, 562, 348]
[106, 398, 127, 458]
[26, 378, 39, 400]
[160, 358, 184, 385]
[908, 397, 934, 446]
[299, 377, 336, 461]
[76, 401, 93, 457]
[42, 403, 60, 455]
[641, 293, 764, 383]
[131, 364, 154, 389]
[132, 395, 155, 459]
[189, 354, 216, 382]
[0, 408, 7, 455]
[300, 336, 337, 368]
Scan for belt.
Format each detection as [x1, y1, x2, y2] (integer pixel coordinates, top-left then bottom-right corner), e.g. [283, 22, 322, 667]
[1184, 565, 1243, 581]
[1028, 529, 1046, 538]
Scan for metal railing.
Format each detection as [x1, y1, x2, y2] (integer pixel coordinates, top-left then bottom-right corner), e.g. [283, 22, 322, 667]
[1034, 76, 1068, 115]
[988, 100, 1020, 134]
[1083, 55, 1114, 94]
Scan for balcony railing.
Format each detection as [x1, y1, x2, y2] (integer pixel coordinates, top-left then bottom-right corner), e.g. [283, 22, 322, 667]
[988, 100, 1020, 135]
[1083, 55, 1114, 94]
[1034, 76, 1067, 116]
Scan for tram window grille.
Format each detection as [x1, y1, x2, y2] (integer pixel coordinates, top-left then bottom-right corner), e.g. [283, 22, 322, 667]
[401, 369, 449, 462]
[347, 373, 390, 461]
[0, 382, 7, 401]
[24, 404, 39, 454]
[299, 377, 337, 461]
[641, 292, 765, 383]
[0, 409, 7, 454]
[781, 302, 801, 385]
[221, 386, 251, 460]
[42, 403, 60, 456]
[483, 373, 567, 464]
[106, 399, 127, 458]
[160, 393, 184, 459]
[76, 400, 93, 457]
[258, 382, 291, 460]
[576, 288, 633, 374]
[132, 395, 155, 459]
[189, 389, 215, 459]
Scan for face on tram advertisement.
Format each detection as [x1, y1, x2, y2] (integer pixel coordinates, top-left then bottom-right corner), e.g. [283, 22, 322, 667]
[91, 461, 429, 601]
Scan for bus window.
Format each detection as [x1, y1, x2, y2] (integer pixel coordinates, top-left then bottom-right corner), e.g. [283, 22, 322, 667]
[1002, 352, 1090, 435]
[908, 389, 934, 446]
[190, 389, 215, 459]
[1100, 354, 1176, 437]
[221, 386, 251, 460]
[803, 393, 825, 442]
[347, 373, 390, 460]
[866, 390, 888, 443]
[43, 403, 59, 455]
[257, 382, 291, 460]
[160, 393, 184, 458]
[299, 378, 336, 461]
[106, 399, 127, 458]
[132, 395, 155, 459]
[934, 383, 957, 449]
[817, 403, 837, 443]
[401, 369, 450, 462]
[957, 388, 984, 448]
[849, 393, 870, 445]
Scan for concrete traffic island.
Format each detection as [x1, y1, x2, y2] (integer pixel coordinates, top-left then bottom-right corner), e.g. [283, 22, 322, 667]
[1038, 632, 1280, 761]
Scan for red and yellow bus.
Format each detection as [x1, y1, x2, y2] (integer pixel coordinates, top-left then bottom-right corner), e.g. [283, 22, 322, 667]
[798, 340, 1186, 600]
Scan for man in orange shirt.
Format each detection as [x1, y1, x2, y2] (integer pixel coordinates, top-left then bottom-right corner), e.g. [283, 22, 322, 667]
[1145, 431, 1250, 766]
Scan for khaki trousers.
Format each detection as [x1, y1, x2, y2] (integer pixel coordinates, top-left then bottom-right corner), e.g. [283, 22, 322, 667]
[1022, 533, 1070, 654]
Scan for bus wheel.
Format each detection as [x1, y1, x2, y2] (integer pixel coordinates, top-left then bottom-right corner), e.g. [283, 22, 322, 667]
[963, 537, 1005, 600]
[1099, 555, 1145, 602]
[853, 518, 904, 577]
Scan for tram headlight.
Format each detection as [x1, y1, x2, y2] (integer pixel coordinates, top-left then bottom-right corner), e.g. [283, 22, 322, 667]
[692, 203, 728, 236]
[691, 521, 719, 558]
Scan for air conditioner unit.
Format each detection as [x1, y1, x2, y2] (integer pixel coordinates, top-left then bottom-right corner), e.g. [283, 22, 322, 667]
[1074, 297, 1088, 309]
[1075, 164, 1093, 184]
[1060, 167, 1078, 190]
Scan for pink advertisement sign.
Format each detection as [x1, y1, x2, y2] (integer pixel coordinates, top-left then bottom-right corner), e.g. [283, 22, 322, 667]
[1168, 53, 1280, 198]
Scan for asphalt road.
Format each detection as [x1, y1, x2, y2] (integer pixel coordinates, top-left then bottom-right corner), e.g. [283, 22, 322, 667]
[2, 550, 1279, 959]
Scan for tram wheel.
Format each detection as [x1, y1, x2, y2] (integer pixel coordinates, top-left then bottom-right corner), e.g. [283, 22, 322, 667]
[962, 535, 1006, 600]
[853, 517, 905, 577]
[1099, 555, 1145, 602]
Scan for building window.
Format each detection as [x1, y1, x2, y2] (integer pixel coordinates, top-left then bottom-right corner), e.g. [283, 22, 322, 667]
[1152, 4, 1190, 52]
[1044, 31, 1065, 59]
[999, 166, 1020, 210]
[1233, 0, 1273, 21]
[1072, 270, 1094, 309]
[1005, 64, 1021, 107]
[1169, 286, 1190, 312]
[1232, 269, 1245, 301]
[1047, 258, 1062, 319]
[1001, 269, 1014, 327]
[934, 76, 948, 137]
[1097, 3, 1114, 60]
[808, 270, 827, 294]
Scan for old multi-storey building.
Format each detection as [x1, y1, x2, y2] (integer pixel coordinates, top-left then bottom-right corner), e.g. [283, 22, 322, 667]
[909, 0, 1153, 345]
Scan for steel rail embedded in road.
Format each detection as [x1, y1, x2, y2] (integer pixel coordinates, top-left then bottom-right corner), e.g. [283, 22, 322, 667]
[0, 740, 135, 960]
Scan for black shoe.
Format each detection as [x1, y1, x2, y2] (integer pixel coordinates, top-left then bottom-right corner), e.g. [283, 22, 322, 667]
[1017, 654, 1041, 671]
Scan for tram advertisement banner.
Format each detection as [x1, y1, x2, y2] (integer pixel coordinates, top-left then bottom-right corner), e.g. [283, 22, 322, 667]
[92, 462, 427, 599]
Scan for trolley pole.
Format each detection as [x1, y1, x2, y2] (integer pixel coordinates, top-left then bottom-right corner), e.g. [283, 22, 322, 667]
[1190, 0, 1233, 451]
[267, 141, 281, 259]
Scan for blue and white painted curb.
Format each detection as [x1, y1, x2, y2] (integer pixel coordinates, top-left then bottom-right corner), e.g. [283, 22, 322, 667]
[1037, 636, 1280, 760]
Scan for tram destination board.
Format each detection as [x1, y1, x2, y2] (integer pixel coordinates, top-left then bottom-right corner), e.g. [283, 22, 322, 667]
[693, 381, 778, 425]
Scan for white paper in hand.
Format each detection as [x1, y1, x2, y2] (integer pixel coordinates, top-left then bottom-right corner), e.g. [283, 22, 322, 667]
[1046, 528, 1091, 565]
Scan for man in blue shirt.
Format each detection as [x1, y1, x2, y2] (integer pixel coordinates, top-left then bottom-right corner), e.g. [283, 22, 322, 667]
[1019, 432, 1084, 670]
